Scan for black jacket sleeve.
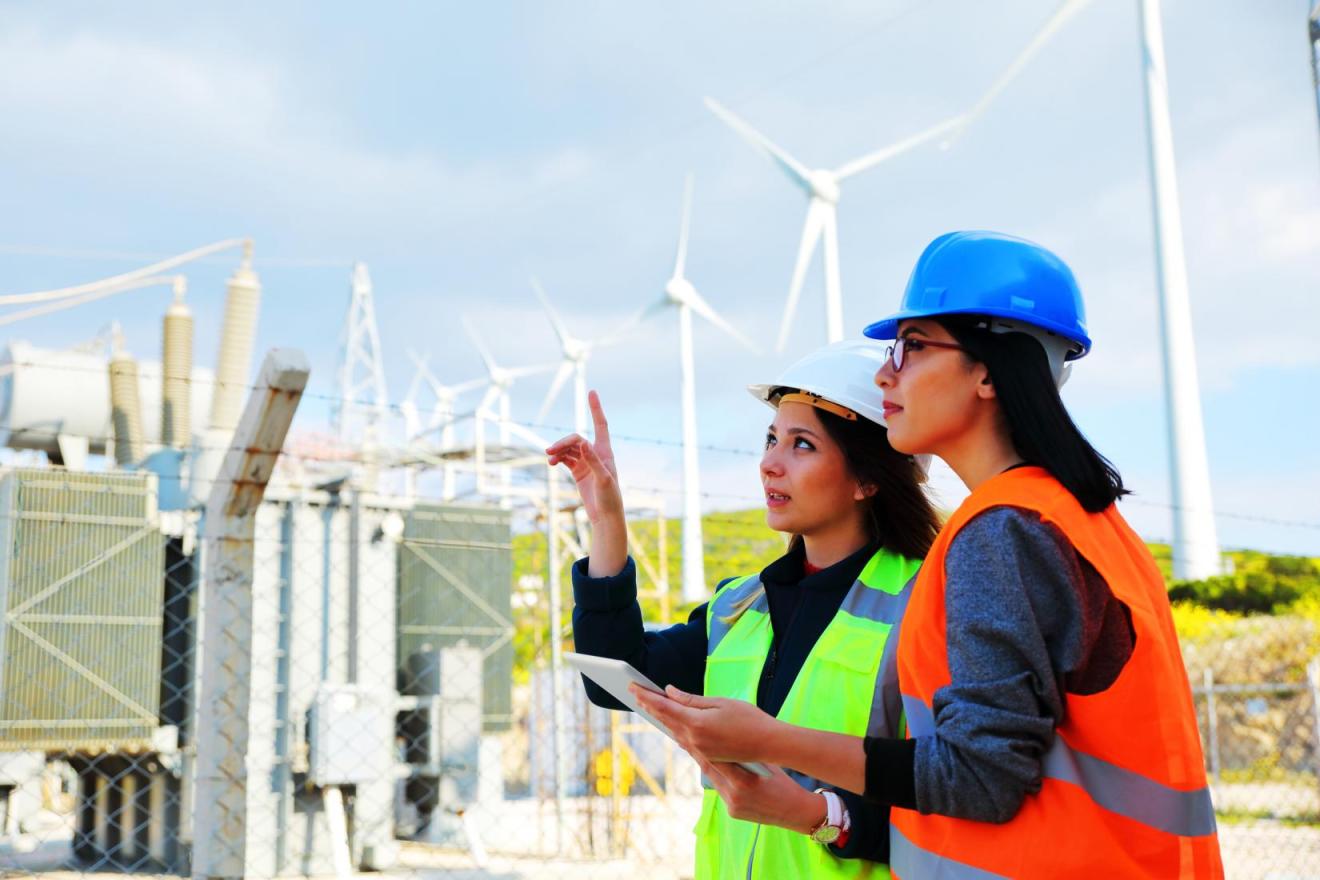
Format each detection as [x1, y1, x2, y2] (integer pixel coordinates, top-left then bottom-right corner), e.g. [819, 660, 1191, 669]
[570, 556, 712, 710]
[829, 789, 893, 863]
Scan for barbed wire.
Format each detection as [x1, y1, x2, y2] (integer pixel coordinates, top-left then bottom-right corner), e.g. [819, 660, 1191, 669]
[0, 359, 1317, 537]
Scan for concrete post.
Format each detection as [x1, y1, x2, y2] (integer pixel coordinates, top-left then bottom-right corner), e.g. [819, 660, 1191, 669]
[191, 349, 310, 880]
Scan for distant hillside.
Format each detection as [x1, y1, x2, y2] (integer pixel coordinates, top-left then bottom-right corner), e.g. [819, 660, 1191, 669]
[511, 507, 1320, 680]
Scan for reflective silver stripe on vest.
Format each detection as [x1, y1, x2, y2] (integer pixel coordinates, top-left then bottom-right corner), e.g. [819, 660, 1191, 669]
[1042, 736, 1217, 837]
[890, 824, 1009, 880]
[902, 694, 936, 737]
[838, 576, 911, 626]
[900, 694, 1216, 838]
[706, 575, 766, 656]
[865, 573, 917, 738]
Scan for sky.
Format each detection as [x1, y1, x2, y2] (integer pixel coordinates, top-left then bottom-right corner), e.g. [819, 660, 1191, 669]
[0, 1, 1317, 558]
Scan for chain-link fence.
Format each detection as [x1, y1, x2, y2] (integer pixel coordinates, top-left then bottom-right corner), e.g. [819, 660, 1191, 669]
[0, 459, 1316, 880]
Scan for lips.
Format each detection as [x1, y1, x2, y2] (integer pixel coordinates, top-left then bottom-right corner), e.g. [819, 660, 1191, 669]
[765, 489, 791, 508]
[882, 402, 903, 418]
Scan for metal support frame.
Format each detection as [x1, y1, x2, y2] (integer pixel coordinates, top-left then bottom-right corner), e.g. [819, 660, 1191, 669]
[191, 349, 310, 880]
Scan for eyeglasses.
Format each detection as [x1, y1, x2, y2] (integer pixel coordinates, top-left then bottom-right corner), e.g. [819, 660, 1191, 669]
[884, 337, 968, 372]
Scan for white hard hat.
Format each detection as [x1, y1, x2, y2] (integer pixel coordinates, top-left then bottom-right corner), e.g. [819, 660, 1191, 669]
[747, 339, 890, 427]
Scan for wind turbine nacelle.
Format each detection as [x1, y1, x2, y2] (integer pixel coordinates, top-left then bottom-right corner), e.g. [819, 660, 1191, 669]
[809, 170, 841, 205]
[665, 277, 696, 306]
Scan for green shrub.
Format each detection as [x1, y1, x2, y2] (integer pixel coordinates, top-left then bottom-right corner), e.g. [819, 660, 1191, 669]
[1167, 554, 1320, 614]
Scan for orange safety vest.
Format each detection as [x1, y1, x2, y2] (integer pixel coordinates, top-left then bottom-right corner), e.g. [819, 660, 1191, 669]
[890, 466, 1223, 879]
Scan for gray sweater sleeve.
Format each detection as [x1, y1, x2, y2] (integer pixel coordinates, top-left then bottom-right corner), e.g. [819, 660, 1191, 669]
[912, 506, 1115, 823]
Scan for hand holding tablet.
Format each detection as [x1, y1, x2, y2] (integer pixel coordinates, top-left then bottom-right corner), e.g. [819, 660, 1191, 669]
[563, 652, 773, 778]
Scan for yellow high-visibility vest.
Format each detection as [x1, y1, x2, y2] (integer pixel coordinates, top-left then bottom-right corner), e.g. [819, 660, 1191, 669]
[693, 548, 920, 880]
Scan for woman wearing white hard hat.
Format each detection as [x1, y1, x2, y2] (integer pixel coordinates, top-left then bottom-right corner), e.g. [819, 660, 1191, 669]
[547, 339, 939, 879]
[634, 231, 1224, 878]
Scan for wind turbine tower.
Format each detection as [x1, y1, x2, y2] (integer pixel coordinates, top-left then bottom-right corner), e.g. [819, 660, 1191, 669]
[1138, 0, 1221, 579]
[335, 262, 389, 449]
[635, 175, 758, 603]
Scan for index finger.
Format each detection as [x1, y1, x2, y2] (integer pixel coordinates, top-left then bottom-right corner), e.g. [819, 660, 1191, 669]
[588, 390, 610, 446]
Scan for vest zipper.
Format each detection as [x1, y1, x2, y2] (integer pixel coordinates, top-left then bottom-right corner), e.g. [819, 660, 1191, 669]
[745, 823, 761, 879]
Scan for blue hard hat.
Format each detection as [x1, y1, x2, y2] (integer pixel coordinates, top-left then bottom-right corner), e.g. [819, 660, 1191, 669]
[862, 231, 1092, 359]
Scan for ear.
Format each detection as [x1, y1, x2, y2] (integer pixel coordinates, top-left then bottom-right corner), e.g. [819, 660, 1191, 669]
[854, 481, 879, 502]
[973, 362, 997, 400]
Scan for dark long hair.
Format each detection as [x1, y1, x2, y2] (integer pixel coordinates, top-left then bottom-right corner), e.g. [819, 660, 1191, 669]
[938, 316, 1127, 513]
[813, 406, 941, 561]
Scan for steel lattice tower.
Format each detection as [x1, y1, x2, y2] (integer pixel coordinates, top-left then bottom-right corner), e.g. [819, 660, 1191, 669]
[334, 262, 389, 446]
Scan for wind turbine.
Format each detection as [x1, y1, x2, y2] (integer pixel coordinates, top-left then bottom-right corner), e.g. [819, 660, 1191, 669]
[634, 175, 758, 603]
[401, 349, 487, 499]
[531, 277, 635, 436]
[707, 0, 1096, 353]
[463, 316, 559, 505]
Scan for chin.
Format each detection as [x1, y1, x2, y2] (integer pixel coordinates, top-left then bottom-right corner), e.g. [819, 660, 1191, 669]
[764, 509, 793, 534]
[885, 427, 921, 456]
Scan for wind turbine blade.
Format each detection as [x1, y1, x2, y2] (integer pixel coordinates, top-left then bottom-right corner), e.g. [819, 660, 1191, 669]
[833, 114, 967, 181]
[673, 174, 694, 279]
[507, 361, 560, 380]
[596, 317, 643, 348]
[449, 375, 490, 395]
[704, 97, 813, 193]
[776, 200, 828, 353]
[462, 315, 499, 375]
[687, 288, 760, 354]
[530, 276, 572, 349]
[956, 0, 1095, 141]
[536, 361, 575, 425]
[602, 299, 667, 346]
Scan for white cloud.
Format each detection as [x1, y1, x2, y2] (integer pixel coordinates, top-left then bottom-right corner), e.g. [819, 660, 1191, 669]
[0, 24, 598, 247]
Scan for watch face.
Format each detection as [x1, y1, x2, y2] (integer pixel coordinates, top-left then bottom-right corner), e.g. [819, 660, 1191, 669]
[811, 824, 841, 845]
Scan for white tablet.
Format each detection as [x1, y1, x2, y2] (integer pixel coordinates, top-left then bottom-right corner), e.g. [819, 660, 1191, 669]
[564, 651, 772, 778]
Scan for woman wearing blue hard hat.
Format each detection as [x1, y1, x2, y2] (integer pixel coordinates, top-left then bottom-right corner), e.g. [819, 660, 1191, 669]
[635, 231, 1224, 878]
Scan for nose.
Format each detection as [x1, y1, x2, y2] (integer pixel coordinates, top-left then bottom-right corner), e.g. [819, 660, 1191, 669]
[760, 445, 784, 480]
[875, 359, 896, 389]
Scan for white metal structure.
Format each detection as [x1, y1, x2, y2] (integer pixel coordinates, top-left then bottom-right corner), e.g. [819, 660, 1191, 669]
[707, 0, 1094, 353]
[334, 262, 389, 448]
[464, 316, 558, 506]
[1138, 0, 1221, 579]
[401, 350, 487, 499]
[531, 278, 634, 436]
[633, 175, 757, 603]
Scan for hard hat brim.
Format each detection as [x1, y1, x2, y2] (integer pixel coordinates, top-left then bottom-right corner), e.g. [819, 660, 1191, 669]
[862, 306, 1091, 359]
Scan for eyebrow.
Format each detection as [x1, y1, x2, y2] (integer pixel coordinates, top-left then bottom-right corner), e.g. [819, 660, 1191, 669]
[899, 326, 933, 339]
[768, 424, 820, 439]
